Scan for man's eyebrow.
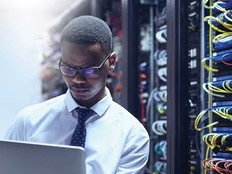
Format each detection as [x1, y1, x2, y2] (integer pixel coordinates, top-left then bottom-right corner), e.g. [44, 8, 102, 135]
[60, 59, 95, 69]
[60, 60, 81, 69]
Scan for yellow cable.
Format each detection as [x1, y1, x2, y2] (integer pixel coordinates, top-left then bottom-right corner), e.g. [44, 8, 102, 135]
[194, 108, 219, 131]
[224, 80, 232, 91]
[224, 108, 232, 120]
[201, 58, 219, 72]
[208, 0, 213, 135]
[211, 134, 220, 148]
[204, 16, 227, 33]
[222, 81, 232, 92]
[194, 105, 232, 131]
[203, 0, 213, 9]
[204, 146, 210, 174]
[213, 32, 232, 43]
[224, 11, 232, 22]
[204, 15, 232, 33]
[213, 108, 230, 119]
[213, 1, 227, 12]
[203, 133, 218, 149]
[208, 83, 226, 94]
[221, 134, 229, 146]
[202, 80, 232, 98]
[202, 83, 225, 98]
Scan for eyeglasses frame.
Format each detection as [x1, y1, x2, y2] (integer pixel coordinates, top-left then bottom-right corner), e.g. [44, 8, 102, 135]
[58, 52, 112, 79]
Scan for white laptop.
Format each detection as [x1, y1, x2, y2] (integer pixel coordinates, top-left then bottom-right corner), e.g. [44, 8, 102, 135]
[0, 139, 86, 174]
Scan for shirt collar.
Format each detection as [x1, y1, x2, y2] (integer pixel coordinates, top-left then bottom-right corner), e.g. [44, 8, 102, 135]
[64, 88, 112, 117]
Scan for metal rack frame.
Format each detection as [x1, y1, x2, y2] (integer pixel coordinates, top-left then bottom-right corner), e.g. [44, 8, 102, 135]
[166, 0, 190, 173]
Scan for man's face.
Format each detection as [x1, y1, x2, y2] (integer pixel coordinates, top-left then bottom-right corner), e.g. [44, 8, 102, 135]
[60, 41, 115, 108]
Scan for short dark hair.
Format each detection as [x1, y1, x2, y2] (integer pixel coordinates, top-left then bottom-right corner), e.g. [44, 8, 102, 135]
[61, 15, 112, 54]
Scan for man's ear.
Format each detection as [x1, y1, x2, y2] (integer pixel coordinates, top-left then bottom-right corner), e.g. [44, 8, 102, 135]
[108, 52, 117, 69]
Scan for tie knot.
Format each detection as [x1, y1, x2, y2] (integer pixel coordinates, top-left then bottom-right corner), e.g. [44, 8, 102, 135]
[76, 107, 96, 123]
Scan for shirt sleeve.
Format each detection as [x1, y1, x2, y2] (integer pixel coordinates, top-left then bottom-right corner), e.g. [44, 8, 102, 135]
[115, 125, 150, 174]
[3, 110, 29, 141]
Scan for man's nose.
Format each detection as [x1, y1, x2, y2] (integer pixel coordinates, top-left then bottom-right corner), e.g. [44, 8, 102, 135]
[72, 71, 86, 83]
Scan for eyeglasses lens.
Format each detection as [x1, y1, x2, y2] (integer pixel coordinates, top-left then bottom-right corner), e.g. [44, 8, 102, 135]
[60, 66, 76, 76]
[60, 66, 99, 79]
[81, 68, 99, 78]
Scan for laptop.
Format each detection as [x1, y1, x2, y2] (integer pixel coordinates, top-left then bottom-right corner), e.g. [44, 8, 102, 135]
[0, 139, 86, 174]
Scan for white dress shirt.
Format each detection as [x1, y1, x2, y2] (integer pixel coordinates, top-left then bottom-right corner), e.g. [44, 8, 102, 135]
[4, 88, 150, 174]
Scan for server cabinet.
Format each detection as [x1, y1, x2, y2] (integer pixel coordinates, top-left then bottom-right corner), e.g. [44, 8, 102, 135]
[122, 0, 203, 173]
[194, 1, 232, 174]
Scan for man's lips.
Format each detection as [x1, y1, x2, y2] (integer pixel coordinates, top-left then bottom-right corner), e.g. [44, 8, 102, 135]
[70, 87, 88, 93]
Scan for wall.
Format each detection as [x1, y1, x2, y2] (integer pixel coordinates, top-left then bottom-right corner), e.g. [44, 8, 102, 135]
[0, 0, 75, 137]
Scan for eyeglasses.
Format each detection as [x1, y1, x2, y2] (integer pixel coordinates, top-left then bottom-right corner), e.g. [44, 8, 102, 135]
[59, 53, 111, 79]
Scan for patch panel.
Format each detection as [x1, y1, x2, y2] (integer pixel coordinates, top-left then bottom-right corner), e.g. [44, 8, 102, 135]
[212, 153, 232, 159]
[213, 37, 232, 51]
[213, 101, 232, 107]
[213, 127, 232, 133]
[213, 74, 232, 81]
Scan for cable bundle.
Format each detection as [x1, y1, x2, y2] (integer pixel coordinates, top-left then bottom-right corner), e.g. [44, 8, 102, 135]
[154, 140, 167, 159]
[203, 0, 232, 51]
[153, 89, 167, 102]
[203, 80, 232, 97]
[154, 161, 167, 174]
[202, 158, 232, 174]
[203, 0, 232, 12]
[157, 103, 167, 114]
[202, 52, 232, 71]
[195, 106, 232, 131]
[203, 0, 232, 32]
[154, 49, 167, 66]
[196, 1, 232, 174]
[157, 67, 167, 82]
[204, 13, 232, 33]
[152, 120, 167, 135]
[203, 133, 232, 153]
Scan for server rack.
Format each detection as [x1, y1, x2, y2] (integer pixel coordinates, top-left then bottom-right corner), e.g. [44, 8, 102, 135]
[122, 0, 203, 173]
[194, 1, 232, 173]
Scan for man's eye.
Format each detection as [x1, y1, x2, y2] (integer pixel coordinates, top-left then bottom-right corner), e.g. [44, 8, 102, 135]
[83, 68, 95, 74]
[63, 66, 76, 73]
[67, 67, 75, 71]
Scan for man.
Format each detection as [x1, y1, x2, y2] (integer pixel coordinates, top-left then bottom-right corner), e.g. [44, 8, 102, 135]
[4, 15, 150, 173]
